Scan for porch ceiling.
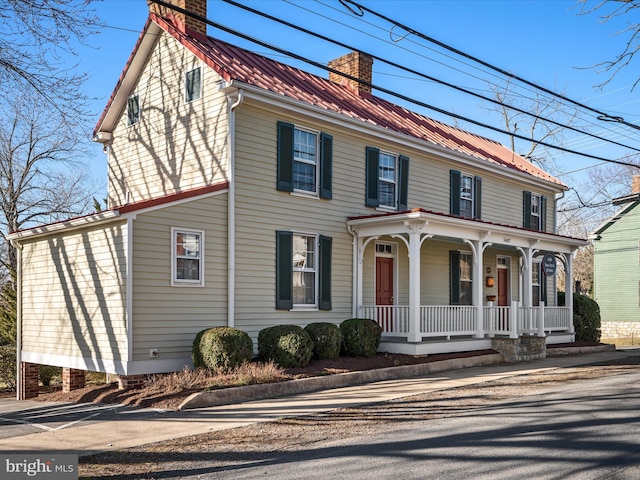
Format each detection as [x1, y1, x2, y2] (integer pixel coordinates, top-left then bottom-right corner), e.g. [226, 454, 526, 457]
[347, 208, 588, 253]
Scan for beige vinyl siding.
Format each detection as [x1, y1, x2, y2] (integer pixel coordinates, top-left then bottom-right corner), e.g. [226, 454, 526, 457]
[130, 193, 228, 361]
[107, 29, 229, 207]
[20, 222, 128, 362]
[231, 102, 561, 337]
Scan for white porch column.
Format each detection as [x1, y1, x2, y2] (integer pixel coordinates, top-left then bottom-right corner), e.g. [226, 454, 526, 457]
[393, 219, 429, 343]
[520, 246, 534, 308]
[565, 252, 574, 335]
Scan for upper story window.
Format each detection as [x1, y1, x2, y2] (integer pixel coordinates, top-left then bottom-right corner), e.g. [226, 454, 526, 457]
[185, 67, 202, 103]
[277, 121, 333, 199]
[450, 170, 481, 219]
[378, 152, 398, 209]
[366, 146, 409, 211]
[127, 94, 140, 126]
[276, 231, 332, 310]
[293, 128, 318, 193]
[172, 228, 204, 286]
[523, 191, 547, 231]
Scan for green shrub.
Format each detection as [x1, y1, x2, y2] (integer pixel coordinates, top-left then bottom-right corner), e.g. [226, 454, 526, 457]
[192, 327, 254, 371]
[340, 318, 382, 357]
[573, 294, 601, 342]
[0, 344, 16, 390]
[258, 325, 313, 368]
[557, 292, 601, 343]
[304, 322, 342, 360]
[39, 365, 61, 387]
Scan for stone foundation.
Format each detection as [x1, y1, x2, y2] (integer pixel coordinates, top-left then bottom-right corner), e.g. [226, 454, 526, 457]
[492, 336, 547, 363]
[118, 375, 145, 390]
[19, 362, 40, 400]
[62, 368, 86, 392]
[601, 321, 640, 340]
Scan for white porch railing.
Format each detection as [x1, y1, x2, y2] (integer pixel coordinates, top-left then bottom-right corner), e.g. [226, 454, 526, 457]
[421, 306, 477, 338]
[361, 304, 572, 340]
[360, 305, 410, 337]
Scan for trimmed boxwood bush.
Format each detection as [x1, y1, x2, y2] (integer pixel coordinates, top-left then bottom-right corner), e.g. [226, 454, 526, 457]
[558, 292, 601, 343]
[258, 325, 313, 368]
[304, 322, 342, 360]
[340, 318, 382, 357]
[192, 327, 254, 371]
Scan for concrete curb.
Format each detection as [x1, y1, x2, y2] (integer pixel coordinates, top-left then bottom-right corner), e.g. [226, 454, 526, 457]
[546, 344, 616, 356]
[178, 344, 618, 410]
[178, 353, 505, 410]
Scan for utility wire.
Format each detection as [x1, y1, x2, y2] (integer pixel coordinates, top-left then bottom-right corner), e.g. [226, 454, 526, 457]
[149, 0, 640, 168]
[223, 0, 640, 154]
[341, 0, 640, 132]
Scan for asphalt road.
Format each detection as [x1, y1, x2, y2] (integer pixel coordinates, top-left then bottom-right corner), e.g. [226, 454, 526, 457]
[204, 366, 640, 480]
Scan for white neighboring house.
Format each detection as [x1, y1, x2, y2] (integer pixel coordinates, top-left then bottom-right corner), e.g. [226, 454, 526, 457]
[9, 0, 586, 399]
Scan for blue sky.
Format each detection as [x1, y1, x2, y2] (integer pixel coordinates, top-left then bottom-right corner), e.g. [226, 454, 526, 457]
[79, 0, 640, 203]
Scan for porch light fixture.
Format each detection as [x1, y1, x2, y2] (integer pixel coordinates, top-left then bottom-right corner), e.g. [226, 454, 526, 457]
[486, 276, 495, 288]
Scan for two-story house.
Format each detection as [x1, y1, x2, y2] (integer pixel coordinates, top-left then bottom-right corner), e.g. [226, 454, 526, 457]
[591, 175, 640, 341]
[9, 0, 587, 399]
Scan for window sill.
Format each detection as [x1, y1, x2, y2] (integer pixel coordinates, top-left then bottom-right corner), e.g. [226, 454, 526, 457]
[291, 306, 319, 312]
[375, 206, 397, 213]
[291, 190, 319, 200]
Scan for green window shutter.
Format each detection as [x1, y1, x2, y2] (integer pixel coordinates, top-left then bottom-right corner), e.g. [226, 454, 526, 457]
[277, 121, 294, 192]
[450, 170, 461, 216]
[474, 176, 482, 220]
[398, 155, 409, 211]
[319, 132, 333, 199]
[523, 191, 532, 229]
[365, 146, 380, 207]
[540, 195, 547, 232]
[450, 251, 461, 305]
[275, 230, 293, 310]
[318, 235, 332, 310]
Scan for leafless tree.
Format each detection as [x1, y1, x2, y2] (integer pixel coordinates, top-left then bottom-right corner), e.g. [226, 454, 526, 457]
[578, 0, 640, 90]
[0, 0, 99, 125]
[485, 79, 580, 175]
[0, 95, 95, 274]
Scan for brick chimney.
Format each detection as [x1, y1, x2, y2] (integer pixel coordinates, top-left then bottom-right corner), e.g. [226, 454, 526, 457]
[633, 175, 640, 194]
[148, 0, 207, 36]
[328, 51, 373, 94]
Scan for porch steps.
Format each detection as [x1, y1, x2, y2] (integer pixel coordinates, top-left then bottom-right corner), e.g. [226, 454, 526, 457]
[491, 335, 546, 363]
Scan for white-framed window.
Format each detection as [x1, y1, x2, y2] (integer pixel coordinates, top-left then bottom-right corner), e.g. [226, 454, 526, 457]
[532, 260, 541, 306]
[172, 227, 204, 286]
[293, 127, 319, 194]
[459, 252, 473, 305]
[127, 94, 140, 126]
[530, 194, 541, 231]
[292, 233, 317, 306]
[378, 152, 398, 209]
[185, 66, 202, 103]
[460, 173, 474, 219]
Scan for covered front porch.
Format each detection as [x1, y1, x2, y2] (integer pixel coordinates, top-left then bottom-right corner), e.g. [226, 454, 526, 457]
[347, 209, 588, 356]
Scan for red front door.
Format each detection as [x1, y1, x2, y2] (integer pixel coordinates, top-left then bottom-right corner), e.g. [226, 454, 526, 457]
[497, 268, 509, 306]
[376, 257, 394, 332]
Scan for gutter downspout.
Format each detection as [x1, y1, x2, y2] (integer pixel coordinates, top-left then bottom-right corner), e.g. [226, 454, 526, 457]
[228, 89, 244, 328]
[10, 239, 22, 400]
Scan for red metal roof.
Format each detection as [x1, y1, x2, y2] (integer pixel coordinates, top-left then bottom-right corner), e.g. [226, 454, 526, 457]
[96, 13, 563, 187]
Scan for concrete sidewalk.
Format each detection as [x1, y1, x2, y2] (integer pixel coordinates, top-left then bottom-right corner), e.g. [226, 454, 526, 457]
[0, 347, 638, 457]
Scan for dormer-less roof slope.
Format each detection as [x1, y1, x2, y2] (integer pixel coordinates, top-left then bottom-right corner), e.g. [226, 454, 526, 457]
[95, 13, 564, 187]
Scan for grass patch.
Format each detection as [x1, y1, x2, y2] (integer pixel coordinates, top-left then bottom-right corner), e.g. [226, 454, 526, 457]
[147, 361, 287, 392]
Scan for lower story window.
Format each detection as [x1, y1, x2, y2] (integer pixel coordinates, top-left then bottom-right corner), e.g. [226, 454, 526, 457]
[276, 231, 332, 310]
[459, 253, 473, 305]
[532, 260, 541, 306]
[172, 228, 204, 286]
[293, 234, 316, 305]
[450, 250, 473, 305]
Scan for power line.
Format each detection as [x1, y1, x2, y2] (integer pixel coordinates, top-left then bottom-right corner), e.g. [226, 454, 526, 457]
[340, 0, 640, 133]
[149, 0, 640, 168]
[223, 0, 640, 154]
